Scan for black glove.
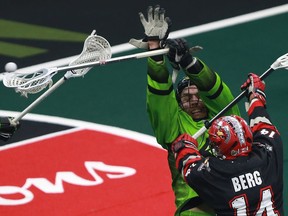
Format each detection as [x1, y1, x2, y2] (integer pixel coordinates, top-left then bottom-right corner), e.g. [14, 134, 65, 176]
[129, 5, 172, 50]
[165, 38, 194, 70]
[0, 117, 20, 141]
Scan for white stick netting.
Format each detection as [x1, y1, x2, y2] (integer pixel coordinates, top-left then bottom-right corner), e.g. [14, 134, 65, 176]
[68, 30, 112, 77]
[3, 69, 57, 97]
[271, 53, 288, 70]
[2, 30, 112, 96]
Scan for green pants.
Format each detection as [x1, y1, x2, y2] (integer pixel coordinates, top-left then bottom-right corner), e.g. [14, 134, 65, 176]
[177, 211, 214, 216]
[174, 199, 214, 216]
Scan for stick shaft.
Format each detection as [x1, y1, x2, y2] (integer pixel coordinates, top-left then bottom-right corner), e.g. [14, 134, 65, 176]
[56, 48, 170, 72]
[10, 49, 168, 122]
[192, 67, 274, 139]
[12, 77, 66, 123]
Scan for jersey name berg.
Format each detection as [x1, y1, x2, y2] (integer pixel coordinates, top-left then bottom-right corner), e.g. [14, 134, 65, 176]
[231, 170, 262, 192]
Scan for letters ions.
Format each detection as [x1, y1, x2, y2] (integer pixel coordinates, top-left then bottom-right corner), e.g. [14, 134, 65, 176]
[0, 161, 136, 206]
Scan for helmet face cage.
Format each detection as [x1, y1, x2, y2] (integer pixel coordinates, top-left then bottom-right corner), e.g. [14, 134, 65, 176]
[176, 77, 194, 104]
[176, 77, 209, 121]
[208, 141, 223, 158]
[208, 115, 253, 160]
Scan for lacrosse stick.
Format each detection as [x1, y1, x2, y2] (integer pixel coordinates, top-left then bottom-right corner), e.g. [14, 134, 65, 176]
[3, 45, 202, 95]
[192, 52, 288, 139]
[3, 30, 111, 96]
[10, 30, 112, 123]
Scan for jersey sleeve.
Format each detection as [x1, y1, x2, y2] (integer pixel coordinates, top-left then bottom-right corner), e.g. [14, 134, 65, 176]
[146, 57, 181, 149]
[248, 98, 275, 131]
[248, 98, 281, 147]
[186, 58, 241, 118]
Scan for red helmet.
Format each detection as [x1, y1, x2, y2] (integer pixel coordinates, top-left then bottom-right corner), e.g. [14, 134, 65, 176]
[208, 115, 253, 160]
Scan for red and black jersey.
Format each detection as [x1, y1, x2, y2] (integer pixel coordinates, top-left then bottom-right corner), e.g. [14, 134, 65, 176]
[177, 99, 284, 215]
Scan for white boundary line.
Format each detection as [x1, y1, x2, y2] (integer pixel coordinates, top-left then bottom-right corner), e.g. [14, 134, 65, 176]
[0, 110, 160, 151]
[1, 4, 288, 75]
[170, 3, 288, 38]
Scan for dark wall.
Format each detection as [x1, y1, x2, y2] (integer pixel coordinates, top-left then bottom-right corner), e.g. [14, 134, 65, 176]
[1, 0, 287, 66]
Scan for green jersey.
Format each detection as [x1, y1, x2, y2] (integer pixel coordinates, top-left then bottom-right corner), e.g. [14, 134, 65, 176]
[146, 57, 241, 215]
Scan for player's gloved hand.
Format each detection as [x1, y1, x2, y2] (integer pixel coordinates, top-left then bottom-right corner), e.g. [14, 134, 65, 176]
[171, 133, 199, 154]
[0, 117, 20, 141]
[241, 73, 266, 105]
[165, 38, 195, 70]
[171, 133, 200, 171]
[129, 5, 172, 50]
[163, 39, 181, 71]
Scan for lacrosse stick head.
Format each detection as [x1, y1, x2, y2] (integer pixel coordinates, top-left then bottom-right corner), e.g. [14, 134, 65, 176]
[3, 68, 57, 97]
[67, 30, 112, 78]
[271, 53, 288, 70]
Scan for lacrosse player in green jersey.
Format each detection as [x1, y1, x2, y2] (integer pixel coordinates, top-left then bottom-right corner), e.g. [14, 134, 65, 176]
[130, 5, 240, 216]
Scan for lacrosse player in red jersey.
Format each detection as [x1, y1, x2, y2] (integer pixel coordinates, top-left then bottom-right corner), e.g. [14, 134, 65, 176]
[172, 73, 284, 215]
[130, 5, 240, 216]
[0, 117, 19, 142]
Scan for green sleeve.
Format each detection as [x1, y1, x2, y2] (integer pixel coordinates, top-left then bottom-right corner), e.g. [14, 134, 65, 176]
[146, 57, 180, 148]
[187, 59, 240, 114]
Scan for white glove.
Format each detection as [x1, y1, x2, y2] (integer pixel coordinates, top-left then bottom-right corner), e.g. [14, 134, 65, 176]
[129, 5, 172, 50]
